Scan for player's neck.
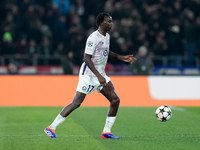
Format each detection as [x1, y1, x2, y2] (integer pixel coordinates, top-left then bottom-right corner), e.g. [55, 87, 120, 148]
[98, 28, 106, 36]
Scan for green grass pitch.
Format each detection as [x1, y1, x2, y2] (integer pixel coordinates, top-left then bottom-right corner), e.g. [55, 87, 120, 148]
[0, 106, 200, 150]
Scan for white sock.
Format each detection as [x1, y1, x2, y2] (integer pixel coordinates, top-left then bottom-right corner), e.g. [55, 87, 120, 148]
[49, 114, 66, 130]
[103, 116, 116, 133]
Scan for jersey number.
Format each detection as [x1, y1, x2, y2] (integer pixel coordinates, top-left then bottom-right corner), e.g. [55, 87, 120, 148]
[87, 85, 94, 92]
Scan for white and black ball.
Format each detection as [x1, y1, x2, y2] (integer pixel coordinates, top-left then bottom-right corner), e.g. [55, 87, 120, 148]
[155, 105, 172, 122]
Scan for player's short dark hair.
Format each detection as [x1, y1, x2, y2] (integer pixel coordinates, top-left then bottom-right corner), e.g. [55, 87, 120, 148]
[96, 12, 111, 27]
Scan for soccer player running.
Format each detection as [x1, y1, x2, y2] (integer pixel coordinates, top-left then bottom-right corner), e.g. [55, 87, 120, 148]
[44, 12, 136, 139]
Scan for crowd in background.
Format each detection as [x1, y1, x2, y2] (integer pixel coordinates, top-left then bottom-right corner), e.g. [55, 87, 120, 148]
[0, 0, 200, 74]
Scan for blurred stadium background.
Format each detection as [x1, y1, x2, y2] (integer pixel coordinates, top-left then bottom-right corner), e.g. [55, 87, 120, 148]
[0, 0, 200, 75]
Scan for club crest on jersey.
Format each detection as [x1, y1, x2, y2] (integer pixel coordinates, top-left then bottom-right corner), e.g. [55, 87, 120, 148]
[87, 41, 93, 47]
[103, 50, 108, 56]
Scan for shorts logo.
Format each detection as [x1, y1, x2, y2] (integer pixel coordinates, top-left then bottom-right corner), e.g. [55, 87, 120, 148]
[87, 41, 93, 47]
[103, 50, 108, 56]
[82, 86, 87, 91]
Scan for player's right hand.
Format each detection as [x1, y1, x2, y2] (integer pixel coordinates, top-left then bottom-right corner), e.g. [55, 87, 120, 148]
[97, 75, 107, 87]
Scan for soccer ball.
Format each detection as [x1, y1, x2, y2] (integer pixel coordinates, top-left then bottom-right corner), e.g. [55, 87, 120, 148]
[155, 105, 172, 122]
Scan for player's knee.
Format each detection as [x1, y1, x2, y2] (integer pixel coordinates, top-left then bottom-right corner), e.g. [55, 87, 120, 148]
[71, 101, 82, 109]
[111, 97, 120, 107]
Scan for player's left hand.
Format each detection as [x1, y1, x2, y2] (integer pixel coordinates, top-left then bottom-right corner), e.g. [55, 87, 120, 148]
[123, 55, 137, 64]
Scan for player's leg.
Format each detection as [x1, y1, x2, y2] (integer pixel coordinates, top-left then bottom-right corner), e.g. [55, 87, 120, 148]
[101, 81, 120, 116]
[100, 81, 121, 139]
[44, 92, 86, 138]
[60, 91, 86, 117]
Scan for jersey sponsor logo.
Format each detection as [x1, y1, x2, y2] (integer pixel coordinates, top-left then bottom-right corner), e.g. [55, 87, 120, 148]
[87, 41, 93, 47]
[103, 50, 108, 56]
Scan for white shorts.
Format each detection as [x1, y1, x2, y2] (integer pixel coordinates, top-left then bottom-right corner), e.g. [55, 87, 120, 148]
[76, 74, 111, 94]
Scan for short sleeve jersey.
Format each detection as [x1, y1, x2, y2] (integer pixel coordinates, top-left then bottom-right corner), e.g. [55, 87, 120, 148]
[80, 30, 110, 76]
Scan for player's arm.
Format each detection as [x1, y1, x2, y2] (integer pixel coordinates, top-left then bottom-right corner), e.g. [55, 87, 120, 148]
[83, 54, 106, 86]
[109, 51, 137, 64]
